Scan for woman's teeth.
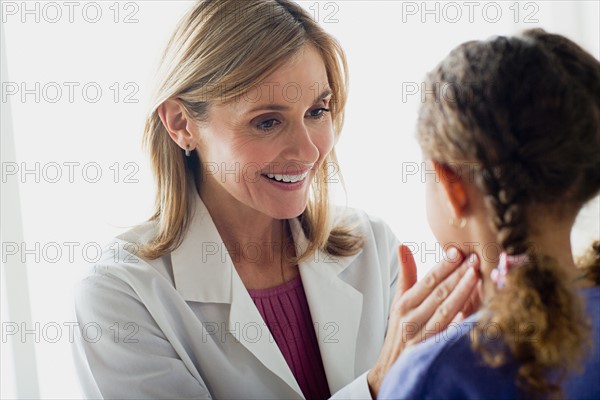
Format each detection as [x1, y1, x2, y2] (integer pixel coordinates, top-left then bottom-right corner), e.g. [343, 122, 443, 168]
[265, 171, 308, 183]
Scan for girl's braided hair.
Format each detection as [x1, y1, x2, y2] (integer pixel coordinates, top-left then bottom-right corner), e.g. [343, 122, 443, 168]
[417, 29, 600, 396]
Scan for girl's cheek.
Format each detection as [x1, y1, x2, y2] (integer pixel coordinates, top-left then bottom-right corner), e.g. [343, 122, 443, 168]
[426, 177, 451, 245]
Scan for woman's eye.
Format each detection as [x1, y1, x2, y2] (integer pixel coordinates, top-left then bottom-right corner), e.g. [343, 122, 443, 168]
[256, 119, 280, 131]
[309, 107, 331, 119]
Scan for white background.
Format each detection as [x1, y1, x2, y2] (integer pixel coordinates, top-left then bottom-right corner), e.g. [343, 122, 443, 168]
[2, 1, 599, 398]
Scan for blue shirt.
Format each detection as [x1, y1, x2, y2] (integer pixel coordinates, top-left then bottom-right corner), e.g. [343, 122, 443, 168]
[378, 286, 600, 400]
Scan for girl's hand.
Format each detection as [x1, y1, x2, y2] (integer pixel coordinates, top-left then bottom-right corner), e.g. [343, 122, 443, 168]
[367, 244, 481, 397]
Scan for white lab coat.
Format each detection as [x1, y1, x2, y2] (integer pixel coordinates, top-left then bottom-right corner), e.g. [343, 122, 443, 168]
[73, 194, 399, 399]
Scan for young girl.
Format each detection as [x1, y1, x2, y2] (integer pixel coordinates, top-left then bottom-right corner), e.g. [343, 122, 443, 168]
[379, 29, 600, 399]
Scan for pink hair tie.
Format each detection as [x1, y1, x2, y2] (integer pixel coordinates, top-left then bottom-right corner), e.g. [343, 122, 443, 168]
[490, 252, 529, 289]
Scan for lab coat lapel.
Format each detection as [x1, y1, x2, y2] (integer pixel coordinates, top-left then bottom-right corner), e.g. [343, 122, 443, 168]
[171, 195, 304, 398]
[171, 194, 231, 304]
[228, 273, 304, 398]
[290, 218, 364, 395]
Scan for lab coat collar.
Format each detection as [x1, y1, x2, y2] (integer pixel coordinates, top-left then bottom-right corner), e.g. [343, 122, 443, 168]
[171, 194, 364, 396]
[171, 193, 233, 304]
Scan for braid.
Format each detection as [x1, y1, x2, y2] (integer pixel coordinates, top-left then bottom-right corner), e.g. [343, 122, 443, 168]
[474, 167, 588, 395]
[477, 165, 529, 255]
[471, 153, 587, 396]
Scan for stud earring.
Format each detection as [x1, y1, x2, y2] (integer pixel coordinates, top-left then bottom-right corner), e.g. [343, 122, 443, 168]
[449, 216, 467, 229]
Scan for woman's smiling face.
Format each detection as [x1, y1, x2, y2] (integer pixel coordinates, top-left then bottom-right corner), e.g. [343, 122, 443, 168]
[196, 44, 335, 219]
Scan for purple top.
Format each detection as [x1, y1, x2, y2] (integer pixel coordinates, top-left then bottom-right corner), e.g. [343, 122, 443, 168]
[248, 275, 331, 400]
[378, 286, 600, 399]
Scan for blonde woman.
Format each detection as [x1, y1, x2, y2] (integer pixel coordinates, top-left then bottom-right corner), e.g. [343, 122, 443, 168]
[73, 1, 480, 398]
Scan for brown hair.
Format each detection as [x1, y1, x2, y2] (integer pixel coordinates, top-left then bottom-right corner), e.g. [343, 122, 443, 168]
[138, 0, 362, 261]
[417, 28, 600, 396]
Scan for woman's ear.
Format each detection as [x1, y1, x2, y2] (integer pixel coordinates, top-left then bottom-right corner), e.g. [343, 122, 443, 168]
[157, 99, 197, 150]
[433, 160, 469, 220]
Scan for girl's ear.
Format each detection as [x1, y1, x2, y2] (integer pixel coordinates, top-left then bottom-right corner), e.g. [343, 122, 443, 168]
[433, 160, 469, 219]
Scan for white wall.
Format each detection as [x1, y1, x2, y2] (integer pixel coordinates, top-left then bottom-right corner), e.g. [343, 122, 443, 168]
[1, 1, 598, 398]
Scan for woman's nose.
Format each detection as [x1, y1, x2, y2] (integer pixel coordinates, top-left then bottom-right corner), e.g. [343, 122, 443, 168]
[283, 122, 320, 164]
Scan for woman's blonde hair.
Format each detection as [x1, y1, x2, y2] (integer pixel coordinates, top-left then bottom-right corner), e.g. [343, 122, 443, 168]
[138, 0, 362, 261]
[417, 29, 600, 396]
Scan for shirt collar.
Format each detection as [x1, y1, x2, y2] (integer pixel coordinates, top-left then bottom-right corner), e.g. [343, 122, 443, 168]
[171, 193, 362, 303]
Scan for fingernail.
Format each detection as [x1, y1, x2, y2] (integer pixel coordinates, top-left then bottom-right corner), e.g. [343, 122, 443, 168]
[446, 246, 459, 261]
[467, 253, 479, 269]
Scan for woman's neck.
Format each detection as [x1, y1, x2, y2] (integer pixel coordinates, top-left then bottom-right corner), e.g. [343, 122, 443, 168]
[197, 182, 289, 268]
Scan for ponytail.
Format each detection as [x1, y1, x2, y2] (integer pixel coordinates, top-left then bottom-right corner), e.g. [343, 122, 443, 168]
[577, 240, 600, 286]
[475, 252, 590, 396]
